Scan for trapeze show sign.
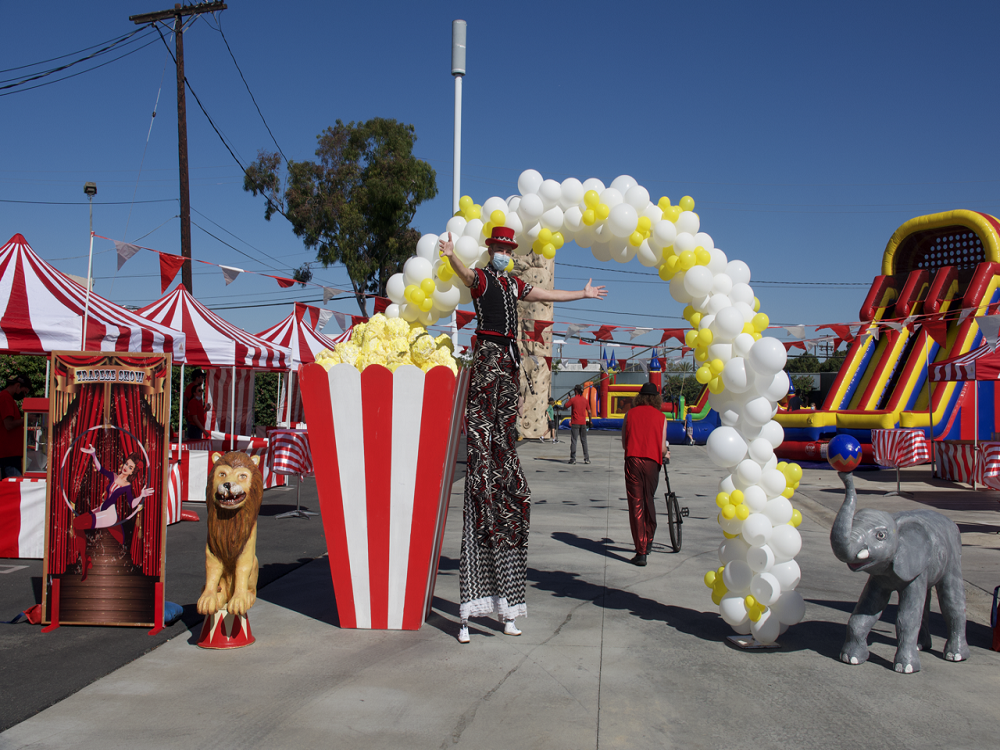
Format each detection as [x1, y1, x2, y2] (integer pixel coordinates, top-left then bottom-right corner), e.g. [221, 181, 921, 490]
[42, 352, 172, 629]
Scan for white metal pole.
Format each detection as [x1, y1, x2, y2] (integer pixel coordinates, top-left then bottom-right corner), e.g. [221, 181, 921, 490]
[44, 357, 50, 398]
[230, 365, 237, 439]
[82, 199, 95, 351]
[450, 20, 466, 351]
[178, 364, 185, 440]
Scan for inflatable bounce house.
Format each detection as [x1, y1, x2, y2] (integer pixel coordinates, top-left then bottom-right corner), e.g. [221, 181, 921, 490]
[777, 209, 1000, 465]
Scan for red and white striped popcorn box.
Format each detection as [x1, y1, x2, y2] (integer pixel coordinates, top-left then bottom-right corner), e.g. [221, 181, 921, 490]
[299, 362, 470, 630]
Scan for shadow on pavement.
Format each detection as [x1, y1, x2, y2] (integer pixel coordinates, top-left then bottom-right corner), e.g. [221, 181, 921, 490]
[550, 531, 632, 562]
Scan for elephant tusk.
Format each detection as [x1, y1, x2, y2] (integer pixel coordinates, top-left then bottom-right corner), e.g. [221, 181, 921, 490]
[856, 549, 870, 560]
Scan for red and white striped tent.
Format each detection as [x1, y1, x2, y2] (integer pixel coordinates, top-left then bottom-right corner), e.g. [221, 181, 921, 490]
[0, 233, 185, 359]
[256, 302, 351, 424]
[138, 286, 292, 435]
[929, 344, 1000, 382]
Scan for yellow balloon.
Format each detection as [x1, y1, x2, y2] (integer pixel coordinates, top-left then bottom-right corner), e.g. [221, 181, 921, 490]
[744, 595, 756, 609]
[730, 489, 744, 505]
[637, 216, 652, 233]
[694, 346, 708, 362]
[710, 358, 725, 375]
[459, 195, 473, 210]
[748, 607, 762, 622]
[410, 288, 426, 305]
[439, 266, 453, 281]
[708, 376, 725, 394]
[777, 461, 788, 472]
[735, 504, 749, 520]
[596, 203, 610, 221]
[582, 209, 596, 226]
[629, 231, 643, 247]
[696, 366, 712, 384]
[584, 190, 600, 209]
[538, 228, 553, 244]
[698, 328, 714, 346]
[704, 571, 717, 588]
[685, 329, 699, 347]
[665, 205, 682, 222]
[695, 247, 712, 266]
[490, 209, 506, 226]
[723, 531, 737, 539]
[782, 487, 795, 499]
[753, 297, 761, 312]
[679, 195, 695, 211]
[542, 244, 556, 259]
[552, 231, 565, 249]
[711, 590, 724, 605]
[657, 196, 671, 210]
[679, 250, 696, 270]
[752, 313, 769, 331]
[683, 305, 696, 322]
[790, 509, 803, 527]
[420, 297, 434, 312]
[690, 311, 702, 327]
[665, 254, 680, 273]
[787, 463, 803, 482]
[752, 332, 762, 341]
[716, 492, 730, 508]
[658, 264, 675, 282]
[420, 278, 436, 295]
[483, 222, 494, 236]
[721, 504, 736, 519]
[403, 284, 415, 303]
[742, 322, 755, 335]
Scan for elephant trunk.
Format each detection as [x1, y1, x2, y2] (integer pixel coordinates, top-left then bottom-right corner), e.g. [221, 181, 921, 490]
[831, 471, 859, 562]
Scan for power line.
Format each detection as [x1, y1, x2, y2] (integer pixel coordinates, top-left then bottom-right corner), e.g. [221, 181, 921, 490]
[0, 198, 177, 205]
[0, 29, 144, 74]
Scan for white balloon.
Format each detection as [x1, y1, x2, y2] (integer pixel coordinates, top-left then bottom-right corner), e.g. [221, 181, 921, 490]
[524, 222, 542, 242]
[574, 229, 594, 249]
[721, 513, 744, 535]
[706, 294, 732, 316]
[683, 266, 713, 298]
[400, 302, 419, 322]
[751, 572, 781, 606]
[772, 591, 805, 625]
[737, 416, 764, 442]
[743, 484, 768, 511]
[623, 185, 650, 210]
[706, 426, 747, 468]
[591, 242, 613, 262]
[706, 342, 732, 363]
[749, 338, 788, 377]
[564, 206, 584, 232]
[675, 210, 700, 235]
[432, 283, 461, 312]
[759, 420, 785, 450]
[719, 536, 751, 565]
[454, 236, 481, 266]
[719, 474, 737, 494]
[721, 358, 751, 393]
[750, 606, 781, 644]
[736, 459, 762, 486]
[386, 273, 407, 304]
[403, 256, 433, 286]
[607, 203, 638, 237]
[504, 211, 524, 234]
[763, 496, 793, 525]
[418, 307, 440, 326]
[669, 272, 693, 303]
[771, 560, 802, 591]
[517, 169, 543, 195]
[538, 179, 562, 210]
[384, 303, 400, 319]
[560, 177, 585, 210]
[761, 468, 787, 497]
[482, 196, 507, 218]
[458, 284, 472, 304]
[463, 219, 484, 241]
[416, 233, 439, 261]
[714, 306, 744, 341]
[733, 333, 755, 359]
[693, 231, 715, 252]
[741, 513, 772, 546]
[673, 232, 697, 254]
[711, 273, 733, 297]
[730, 282, 755, 308]
[763, 454, 778, 473]
[734, 301, 756, 323]
[610, 174, 637, 194]
[540, 206, 564, 232]
[720, 593, 749, 627]
[694, 298, 713, 316]
[650, 219, 677, 251]
[749, 438, 775, 466]
[611, 241, 637, 263]
[747, 544, 775, 573]
[707, 247, 729, 274]
[719, 407, 740, 427]
[599, 187, 623, 208]
[446, 216, 467, 236]
[581, 177, 605, 194]
[518, 193, 544, 224]
[727, 259, 751, 285]
[770, 525, 802, 562]
[756, 370, 790, 403]
[744, 397, 774, 427]
[637, 240, 662, 267]
[723, 560, 753, 592]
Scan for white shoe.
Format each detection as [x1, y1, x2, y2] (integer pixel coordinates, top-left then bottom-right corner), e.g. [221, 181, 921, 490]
[503, 620, 521, 636]
[458, 625, 470, 644]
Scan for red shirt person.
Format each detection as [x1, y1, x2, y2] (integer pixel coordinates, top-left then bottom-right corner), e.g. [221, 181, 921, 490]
[0, 375, 30, 478]
[620, 383, 668, 566]
[565, 384, 592, 465]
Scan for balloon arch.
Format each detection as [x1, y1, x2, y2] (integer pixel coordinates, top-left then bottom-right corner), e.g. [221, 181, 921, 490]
[384, 169, 806, 644]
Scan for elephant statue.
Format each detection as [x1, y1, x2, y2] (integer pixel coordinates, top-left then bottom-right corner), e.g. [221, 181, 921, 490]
[830, 472, 969, 673]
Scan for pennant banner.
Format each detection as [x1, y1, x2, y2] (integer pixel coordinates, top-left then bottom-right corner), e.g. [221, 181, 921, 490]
[660, 328, 686, 345]
[455, 310, 476, 330]
[630, 327, 652, 341]
[594, 325, 618, 341]
[157, 252, 186, 293]
[333, 311, 348, 332]
[316, 309, 333, 331]
[114, 241, 141, 271]
[220, 265, 244, 286]
[579, 359, 589, 369]
[975, 314, 1000, 352]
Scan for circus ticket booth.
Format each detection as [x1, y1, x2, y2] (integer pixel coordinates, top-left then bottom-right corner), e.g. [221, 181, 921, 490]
[0, 398, 48, 559]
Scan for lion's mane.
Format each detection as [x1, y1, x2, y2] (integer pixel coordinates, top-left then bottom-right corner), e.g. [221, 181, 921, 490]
[206, 451, 263, 569]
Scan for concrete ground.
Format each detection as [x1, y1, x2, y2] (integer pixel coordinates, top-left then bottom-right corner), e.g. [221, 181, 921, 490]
[1, 432, 999, 750]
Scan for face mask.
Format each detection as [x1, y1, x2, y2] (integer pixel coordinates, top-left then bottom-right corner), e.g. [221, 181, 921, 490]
[491, 253, 510, 272]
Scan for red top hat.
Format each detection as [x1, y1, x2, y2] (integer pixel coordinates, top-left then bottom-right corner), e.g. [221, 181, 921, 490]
[484, 226, 518, 249]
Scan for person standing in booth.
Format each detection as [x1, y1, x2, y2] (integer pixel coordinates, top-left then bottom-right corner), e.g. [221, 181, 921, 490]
[621, 382, 669, 566]
[439, 227, 607, 644]
[184, 376, 209, 441]
[0, 375, 30, 478]
[566, 384, 592, 464]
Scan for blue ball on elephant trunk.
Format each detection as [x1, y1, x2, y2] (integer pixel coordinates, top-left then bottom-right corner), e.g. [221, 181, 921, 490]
[827, 434, 862, 473]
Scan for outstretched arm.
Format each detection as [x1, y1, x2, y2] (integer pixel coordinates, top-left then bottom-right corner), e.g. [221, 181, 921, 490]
[524, 278, 607, 303]
[437, 233, 476, 288]
[80, 444, 101, 473]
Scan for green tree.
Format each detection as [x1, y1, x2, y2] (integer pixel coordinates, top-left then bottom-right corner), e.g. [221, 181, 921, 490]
[0, 355, 48, 400]
[244, 118, 438, 316]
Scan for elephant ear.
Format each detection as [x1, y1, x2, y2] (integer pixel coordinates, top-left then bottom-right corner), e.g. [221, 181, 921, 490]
[893, 519, 933, 582]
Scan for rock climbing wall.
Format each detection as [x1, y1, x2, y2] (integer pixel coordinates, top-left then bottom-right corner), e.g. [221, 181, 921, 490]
[515, 252, 554, 439]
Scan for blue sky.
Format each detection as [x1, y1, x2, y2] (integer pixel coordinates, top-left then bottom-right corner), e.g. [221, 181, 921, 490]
[4, 1, 1000, 361]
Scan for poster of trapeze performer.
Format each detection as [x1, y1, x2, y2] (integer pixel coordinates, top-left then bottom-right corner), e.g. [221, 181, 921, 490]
[42, 352, 171, 627]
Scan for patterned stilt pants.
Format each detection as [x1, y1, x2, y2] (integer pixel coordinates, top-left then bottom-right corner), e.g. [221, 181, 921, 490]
[459, 342, 531, 621]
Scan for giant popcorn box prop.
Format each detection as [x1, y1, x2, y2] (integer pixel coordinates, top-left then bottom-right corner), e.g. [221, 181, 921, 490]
[299, 362, 470, 630]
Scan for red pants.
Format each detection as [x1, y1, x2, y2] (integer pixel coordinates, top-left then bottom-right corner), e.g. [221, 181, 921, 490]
[625, 456, 660, 554]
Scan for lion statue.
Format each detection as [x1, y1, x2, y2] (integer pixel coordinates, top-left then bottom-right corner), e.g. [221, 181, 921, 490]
[196, 451, 263, 618]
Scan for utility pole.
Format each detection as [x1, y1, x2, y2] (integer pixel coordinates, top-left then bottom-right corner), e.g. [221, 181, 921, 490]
[130, 2, 227, 292]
